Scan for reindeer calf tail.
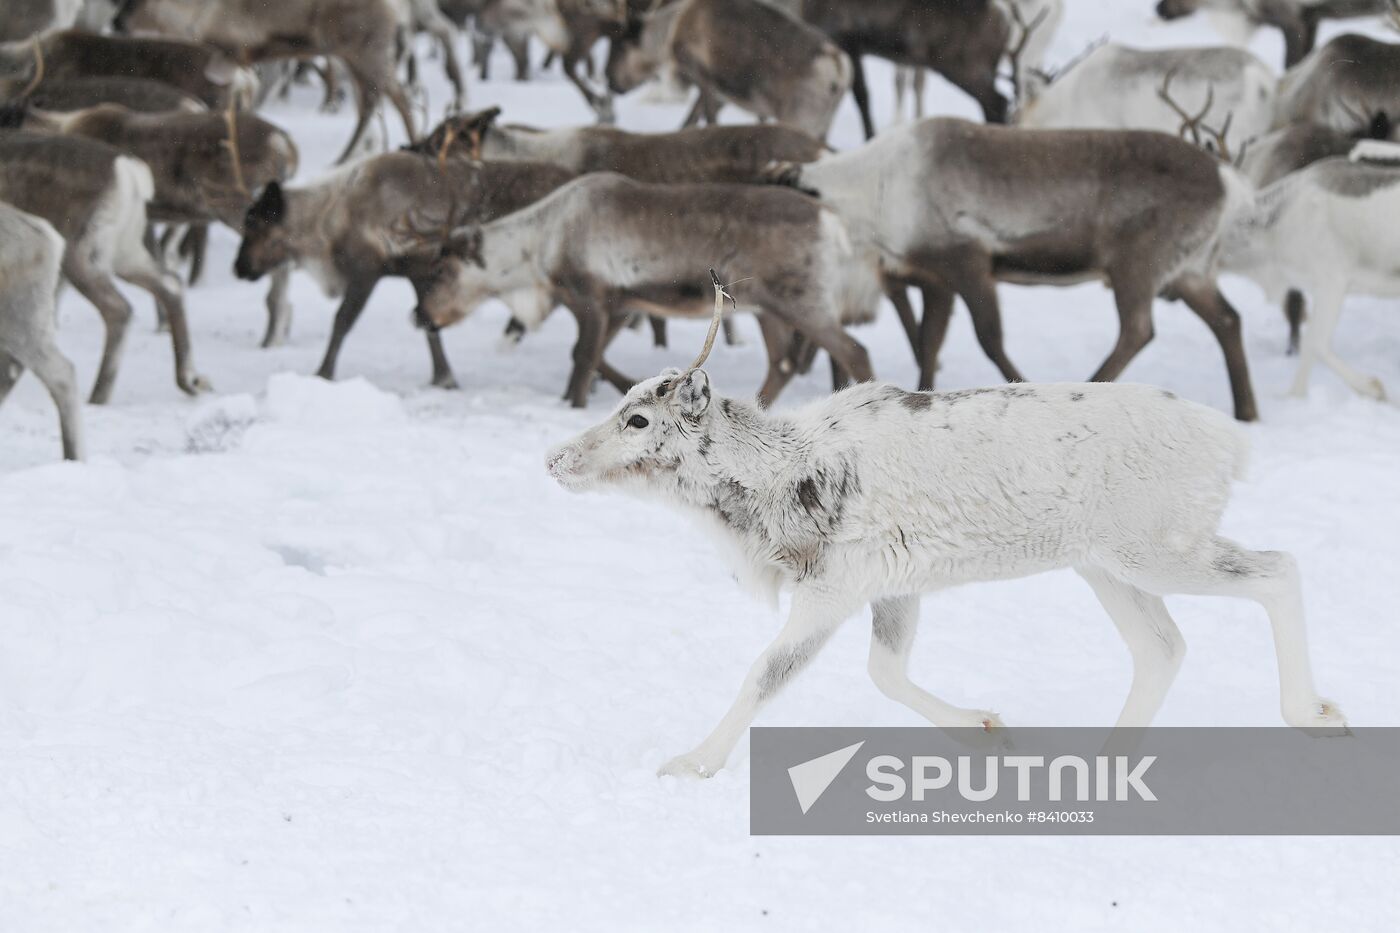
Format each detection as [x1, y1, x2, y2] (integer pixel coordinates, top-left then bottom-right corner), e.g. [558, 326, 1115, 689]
[759, 160, 820, 198]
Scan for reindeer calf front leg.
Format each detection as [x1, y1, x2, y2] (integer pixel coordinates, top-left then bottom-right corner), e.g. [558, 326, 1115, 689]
[659, 587, 859, 778]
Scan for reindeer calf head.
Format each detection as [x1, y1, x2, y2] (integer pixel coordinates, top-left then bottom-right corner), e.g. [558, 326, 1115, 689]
[234, 181, 292, 281]
[604, 16, 656, 95]
[547, 369, 715, 493]
[414, 230, 488, 329]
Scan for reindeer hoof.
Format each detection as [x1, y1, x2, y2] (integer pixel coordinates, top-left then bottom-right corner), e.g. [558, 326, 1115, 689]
[1285, 698, 1349, 736]
[178, 373, 213, 396]
[658, 753, 718, 779]
[432, 375, 460, 390]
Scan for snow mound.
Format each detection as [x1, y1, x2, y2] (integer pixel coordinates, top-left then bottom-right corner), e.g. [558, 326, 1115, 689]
[262, 373, 403, 429]
[184, 394, 259, 454]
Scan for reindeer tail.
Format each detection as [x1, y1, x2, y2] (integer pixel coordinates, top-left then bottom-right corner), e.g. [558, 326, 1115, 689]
[1349, 139, 1400, 165]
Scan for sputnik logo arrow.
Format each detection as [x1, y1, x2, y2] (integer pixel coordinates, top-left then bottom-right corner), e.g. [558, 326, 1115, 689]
[787, 741, 865, 814]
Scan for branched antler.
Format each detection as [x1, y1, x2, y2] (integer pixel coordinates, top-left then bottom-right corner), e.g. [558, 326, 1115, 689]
[1157, 68, 1215, 145]
[1005, 3, 1050, 103]
[1201, 111, 1245, 166]
[1158, 68, 1245, 165]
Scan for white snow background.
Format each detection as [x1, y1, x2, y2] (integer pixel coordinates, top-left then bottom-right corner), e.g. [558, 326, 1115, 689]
[1, 4, 1398, 930]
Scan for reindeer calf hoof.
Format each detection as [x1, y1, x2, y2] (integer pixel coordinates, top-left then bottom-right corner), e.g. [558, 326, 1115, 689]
[658, 752, 719, 779]
[432, 375, 460, 390]
[1285, 698, 1349, 736]
[179, 373, 213, 396]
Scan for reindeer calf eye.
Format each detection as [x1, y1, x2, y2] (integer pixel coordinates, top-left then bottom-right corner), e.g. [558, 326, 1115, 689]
[628, 414, 650, 429]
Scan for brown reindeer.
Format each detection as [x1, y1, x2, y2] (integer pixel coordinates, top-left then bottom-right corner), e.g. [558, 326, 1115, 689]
[413, 106, 827, 183]
[413, 173, 881, 407]
[0, 30, 258, 110]
[1273, 33, 1400, 135]
[233, 153, 577, 386]
[795, 0, 1012, 138]
[0, 132, 205, 402]
[1156, 0, 1391, 68]
[5, 75, 206, 113]
[3, 100, 300, 343]
[768, 117, 1260, 421]
[606, 0, 851, 139]
[114, 0, 416, 163]
[412, 108, 835, 352]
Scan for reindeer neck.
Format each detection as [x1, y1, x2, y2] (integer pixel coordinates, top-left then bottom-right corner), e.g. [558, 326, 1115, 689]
[669, 397, 804, 509]
[284, 179, 351, 261]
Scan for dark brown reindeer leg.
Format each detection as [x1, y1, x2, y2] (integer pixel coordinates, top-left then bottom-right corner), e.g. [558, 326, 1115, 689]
[1284, 289, 1305, 356]
[778, 304, 873, 397]
[182, 222, 209, 287]
[559, 288, 612, 408]
[848, 51, 876, 140]
[916, 284, 954, 391]
[756, 313, 799, 406]
[316, 276, 378, 380]
[1090, 265, 1157, 384]
[886, 282, 922, 364]
[594, 314, 637, 396]
[1169, 275, 1259, 423]
[426, 329, 458, 389]
[940, 252, 1025, 383]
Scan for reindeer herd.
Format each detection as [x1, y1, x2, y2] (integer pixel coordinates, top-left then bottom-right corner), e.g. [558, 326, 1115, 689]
[1, 0, 1399, 466]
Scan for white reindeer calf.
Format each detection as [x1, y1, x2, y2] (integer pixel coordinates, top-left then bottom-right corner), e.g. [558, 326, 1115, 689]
[1218, 149, 1400, 400]
[548, 335, 1344, 777]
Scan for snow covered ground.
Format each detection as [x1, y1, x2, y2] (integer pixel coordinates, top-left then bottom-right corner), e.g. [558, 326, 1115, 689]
[2, 4, 1399, 930]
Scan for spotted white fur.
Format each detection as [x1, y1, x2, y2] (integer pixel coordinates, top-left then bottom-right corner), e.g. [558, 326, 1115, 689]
[549, 373, 1345, 777]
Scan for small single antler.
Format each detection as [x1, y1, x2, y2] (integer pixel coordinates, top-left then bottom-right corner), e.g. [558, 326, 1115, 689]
[1157, 68, 1216, 146]
[222, 100, 249, 197]
[1005, 3, 1050, 103]
[676, 269, 732, 377]
[19, 36, 44, 100]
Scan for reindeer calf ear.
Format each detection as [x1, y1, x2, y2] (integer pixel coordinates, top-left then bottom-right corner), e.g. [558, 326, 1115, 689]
[674, 369, 712, 418]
